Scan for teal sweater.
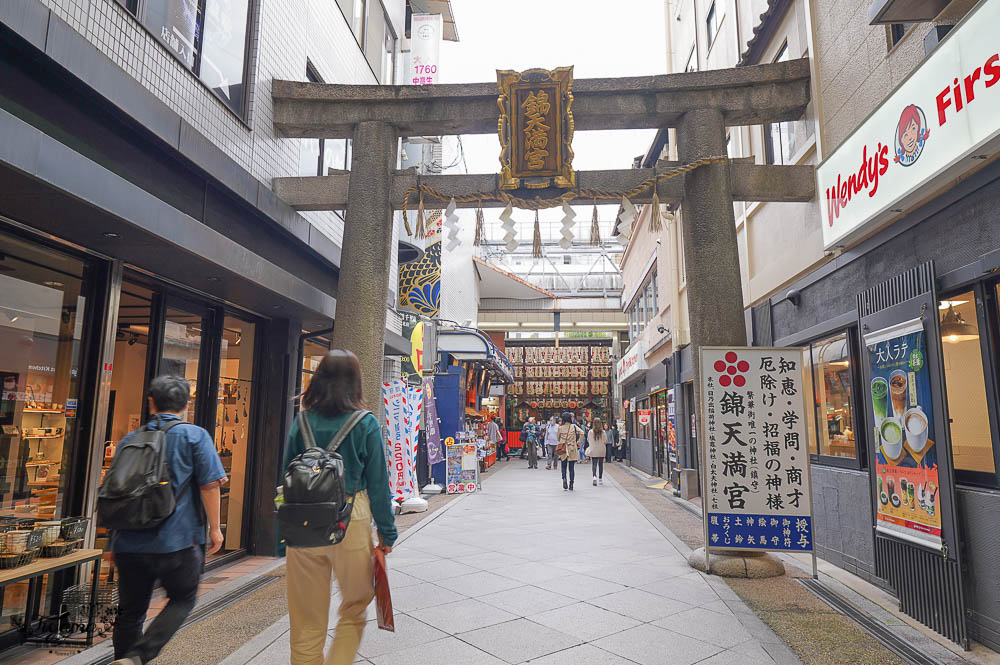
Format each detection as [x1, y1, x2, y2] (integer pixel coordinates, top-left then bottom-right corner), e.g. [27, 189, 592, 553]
[279, 411, 398, 554]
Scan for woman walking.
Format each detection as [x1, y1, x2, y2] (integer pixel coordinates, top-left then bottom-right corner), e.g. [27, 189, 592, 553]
[557, 411, 582, 491]
[523, 417, 539, 468]
[282, 350, 397, 665]
[588, 417, 608, 485]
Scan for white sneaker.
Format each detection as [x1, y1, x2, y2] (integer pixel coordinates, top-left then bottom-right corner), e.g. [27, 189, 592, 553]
[593, 478, 597, 486]
[599, 478, 604, 485]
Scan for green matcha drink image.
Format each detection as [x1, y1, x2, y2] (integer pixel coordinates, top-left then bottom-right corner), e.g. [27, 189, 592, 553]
[871, 377, 888, 422]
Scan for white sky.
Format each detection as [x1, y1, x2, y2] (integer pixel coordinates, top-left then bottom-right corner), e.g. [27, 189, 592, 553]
[432, 0, 668, 242]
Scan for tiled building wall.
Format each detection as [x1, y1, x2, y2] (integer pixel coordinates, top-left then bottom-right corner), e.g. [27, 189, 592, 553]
[37, 0, 385, 248]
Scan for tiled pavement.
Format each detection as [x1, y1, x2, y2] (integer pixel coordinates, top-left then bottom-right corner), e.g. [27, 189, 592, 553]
[221, 463, 803, 665]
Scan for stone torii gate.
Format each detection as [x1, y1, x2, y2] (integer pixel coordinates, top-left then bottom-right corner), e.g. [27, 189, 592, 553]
[270, 59, 815, 433]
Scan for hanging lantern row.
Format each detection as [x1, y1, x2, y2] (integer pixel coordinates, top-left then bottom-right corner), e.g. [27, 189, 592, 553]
[399, 156, 729, 253]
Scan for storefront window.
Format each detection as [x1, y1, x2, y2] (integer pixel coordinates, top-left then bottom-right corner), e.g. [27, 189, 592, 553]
[0, 231, 90, 522]
[637, 397, 651, 439]
[215, 317, 256, 553]
[160, 306, 204, 423]
[809, 332, 857, 459]
[300, 331, 332, 398]
[940, 292, 994, 473]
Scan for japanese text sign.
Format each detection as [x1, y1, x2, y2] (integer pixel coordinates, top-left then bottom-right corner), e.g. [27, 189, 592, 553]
[864, 319, 942, 551]
[700, 347, 814, 552]
[409, 14, 441, 86]
[497, 67, 575, 190]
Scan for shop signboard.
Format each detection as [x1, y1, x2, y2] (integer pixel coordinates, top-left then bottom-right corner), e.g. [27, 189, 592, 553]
[637, 409, 652, 427]
[864, 319, 942, 551]
[817, 0, 1000, 250]
[409, 14, 441, 86]
[617, 341, 647, 384]
[700, 348, 814, 553]
[445, 432, 479, 494]
[423, 377, 444, 464]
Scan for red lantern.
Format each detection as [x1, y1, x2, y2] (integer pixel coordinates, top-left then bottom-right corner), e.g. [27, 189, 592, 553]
[530, 401, 537, 408]
[569, 401, 576, 408]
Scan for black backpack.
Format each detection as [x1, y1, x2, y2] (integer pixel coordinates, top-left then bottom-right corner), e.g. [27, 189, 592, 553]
[278, 410, 368, 548]
[97, 418, 190, 530]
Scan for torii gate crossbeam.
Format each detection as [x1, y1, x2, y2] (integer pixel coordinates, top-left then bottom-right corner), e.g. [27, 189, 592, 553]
[270, 59, 813, 428]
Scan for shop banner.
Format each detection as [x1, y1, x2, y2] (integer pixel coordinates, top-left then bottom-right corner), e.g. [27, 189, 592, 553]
[445, 431, 478, 494]
[407, 385, 422, 494]
[423, 377, 444, 465]
[864, 319, 942, 551]
[383, 380, 415, 501]
[638, 409, 652, 427]
[701, 348, 814, 552]
[409, 14, 441, 86]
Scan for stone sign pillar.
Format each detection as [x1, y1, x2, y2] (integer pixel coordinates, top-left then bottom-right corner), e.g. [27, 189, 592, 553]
[331, 121, 397, 421]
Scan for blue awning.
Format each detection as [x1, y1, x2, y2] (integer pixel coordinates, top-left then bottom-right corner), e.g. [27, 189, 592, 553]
[437, 328, 514, 384]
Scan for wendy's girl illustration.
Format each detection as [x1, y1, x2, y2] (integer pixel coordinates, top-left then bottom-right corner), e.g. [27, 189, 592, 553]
[894, 104, 930, 166]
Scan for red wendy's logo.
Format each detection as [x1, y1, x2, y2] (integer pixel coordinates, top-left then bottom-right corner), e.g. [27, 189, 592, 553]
[714, 351, 750, 388]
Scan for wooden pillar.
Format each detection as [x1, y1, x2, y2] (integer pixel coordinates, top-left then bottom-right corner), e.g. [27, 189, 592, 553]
[331, 121, 397, 422]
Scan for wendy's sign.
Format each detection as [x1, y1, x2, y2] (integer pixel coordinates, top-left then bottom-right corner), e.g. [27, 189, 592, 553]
[817, 0, 1000, 250]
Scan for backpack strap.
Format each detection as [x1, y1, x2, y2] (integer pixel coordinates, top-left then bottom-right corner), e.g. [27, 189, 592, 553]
[297, 411, 319, 449]
[326, 410, 370, 453]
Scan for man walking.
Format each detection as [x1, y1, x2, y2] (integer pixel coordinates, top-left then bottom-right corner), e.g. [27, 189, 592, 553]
[544, 416, 559, 469]
[524, 417, 539, 468]
[111, 375, 227, 665]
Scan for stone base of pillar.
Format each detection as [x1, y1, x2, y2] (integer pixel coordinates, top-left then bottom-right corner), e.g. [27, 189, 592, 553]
[687, 547, 785, 578]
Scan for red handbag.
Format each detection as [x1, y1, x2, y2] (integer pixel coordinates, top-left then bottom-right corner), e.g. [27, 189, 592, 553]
[373, 548, 394, 632]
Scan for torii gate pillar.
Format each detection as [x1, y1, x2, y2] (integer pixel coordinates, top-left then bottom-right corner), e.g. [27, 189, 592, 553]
[331, 121, 397, 418]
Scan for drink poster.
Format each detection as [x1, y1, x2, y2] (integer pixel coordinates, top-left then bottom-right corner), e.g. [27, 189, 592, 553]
[700, 348, 814, 552]
[445, 431, 479, 494]
[864, 319, 942, 551]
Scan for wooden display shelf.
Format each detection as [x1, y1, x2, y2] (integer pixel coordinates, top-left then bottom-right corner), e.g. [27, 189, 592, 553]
[22, 409, 64, 414]
[25, 461, 59, 468]
[22, 434, 63, 439]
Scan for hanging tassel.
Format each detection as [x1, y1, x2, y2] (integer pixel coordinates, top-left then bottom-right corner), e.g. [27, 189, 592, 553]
[590, 199, 601, 246]
[415, 189, 426, 240]
[532, 209, 543, 258]
[473, 199, 485, 246]
[650, 189, 663, 233]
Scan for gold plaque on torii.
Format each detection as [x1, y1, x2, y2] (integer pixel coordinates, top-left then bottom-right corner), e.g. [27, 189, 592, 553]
[497, 67, 575, 191]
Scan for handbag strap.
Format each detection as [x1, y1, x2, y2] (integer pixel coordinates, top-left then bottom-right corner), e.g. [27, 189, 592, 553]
[298, 410, 370, 453]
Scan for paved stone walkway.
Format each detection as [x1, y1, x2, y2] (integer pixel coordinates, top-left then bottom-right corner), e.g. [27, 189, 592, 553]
[220, 463, 802, 665]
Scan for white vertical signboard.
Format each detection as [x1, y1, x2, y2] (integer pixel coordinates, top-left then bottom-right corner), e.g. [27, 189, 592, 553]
[700, 348, 814, 553]
[409, 14, 442, 86]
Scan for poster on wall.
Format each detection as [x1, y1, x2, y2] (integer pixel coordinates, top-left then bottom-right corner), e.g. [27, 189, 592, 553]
[700, 348, 814, 552]
[637, 409, 652, 427]
[864, 319, 942, 551]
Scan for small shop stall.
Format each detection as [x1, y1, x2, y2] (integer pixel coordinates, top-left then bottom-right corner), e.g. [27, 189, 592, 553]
[431, 328, 514, 488]
[505, 340, 614, 434]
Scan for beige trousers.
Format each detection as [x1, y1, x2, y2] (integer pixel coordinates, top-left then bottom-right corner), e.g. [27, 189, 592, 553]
[286, 493, 375, 665]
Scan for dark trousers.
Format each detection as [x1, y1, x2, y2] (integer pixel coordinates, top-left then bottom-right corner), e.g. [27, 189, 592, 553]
[592, 456, 605, 478]
[527, 440, 538, 468]
[561, 460, 576, 484]
[497, 442, 508, 459]
[113, 546, 203, 664]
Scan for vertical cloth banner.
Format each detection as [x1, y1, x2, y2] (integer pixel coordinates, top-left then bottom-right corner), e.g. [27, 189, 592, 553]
[864, 319, 942, 551]
[423, 377, 444, 464]
[383, 381, 415, 501]
[409, 14, 442, 86]
[406, 384, 422, 496]
[700, 348, 814, 552]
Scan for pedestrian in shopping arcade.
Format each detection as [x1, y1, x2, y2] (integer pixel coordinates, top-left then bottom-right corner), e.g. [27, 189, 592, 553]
[281, 350, 397, 665]
[587, 417, 608, 485]
[609, 421, 621, 461]
[557, 411, 582, 491]
[579, 421, 589, 464]
[109, 376, 227, 665]
[523, 417, 539, 468]
[544, 415, 559, 469]
[488, 416, 507, 460]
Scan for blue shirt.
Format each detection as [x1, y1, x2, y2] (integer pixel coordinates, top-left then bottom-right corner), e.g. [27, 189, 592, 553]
[111, 415, 227, 554]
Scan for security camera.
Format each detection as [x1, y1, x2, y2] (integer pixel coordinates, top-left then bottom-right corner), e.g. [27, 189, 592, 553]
[657, 325, 667, 334]
[786, 288, 802, 306]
